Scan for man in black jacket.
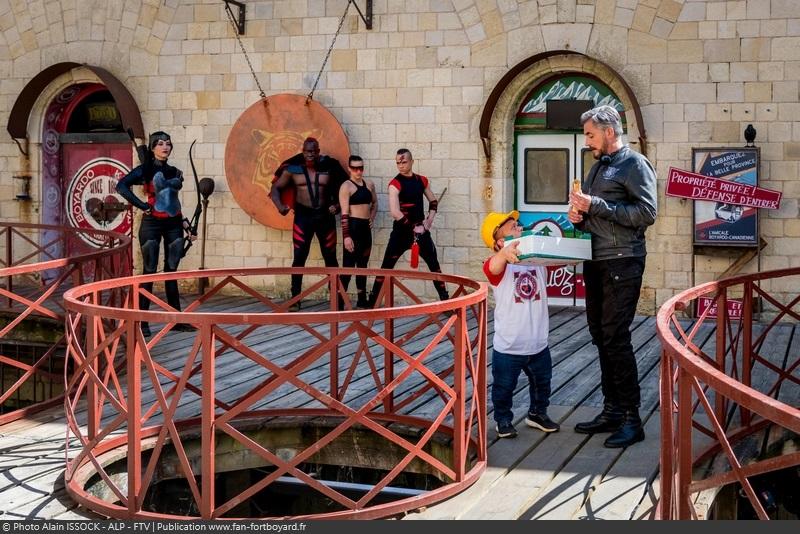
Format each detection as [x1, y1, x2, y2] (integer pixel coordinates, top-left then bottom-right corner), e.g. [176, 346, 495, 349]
[568, 105, 657, 448]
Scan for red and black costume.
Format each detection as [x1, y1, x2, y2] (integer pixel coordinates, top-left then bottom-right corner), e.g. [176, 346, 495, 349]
[273, 154, 347, 299]
[369, 173, 448, 305]
[340, 179, 373, 302]
[116, 159, 186, 317]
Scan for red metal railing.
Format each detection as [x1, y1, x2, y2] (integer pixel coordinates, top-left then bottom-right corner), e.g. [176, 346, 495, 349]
[63, 268, 487, 519]
[657, 266, 800, 519]
[0, 222, 131, 425]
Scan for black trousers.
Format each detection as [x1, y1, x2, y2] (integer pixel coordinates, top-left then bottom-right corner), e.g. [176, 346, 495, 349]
[139, 215, 184, 312]
[583, 256, 645, 410]
[292, 204, 338, 297]
[341, 216, 372, 294]
[369, 226, 448, 303]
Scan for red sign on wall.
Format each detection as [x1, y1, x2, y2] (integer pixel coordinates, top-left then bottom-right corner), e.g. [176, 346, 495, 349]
[65, 157, 132, 247]
[696, 296, 743, 319]
[666, 167, 781, 210]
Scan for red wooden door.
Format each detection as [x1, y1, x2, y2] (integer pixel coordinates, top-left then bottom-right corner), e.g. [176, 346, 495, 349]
[61, 143, 133, 270]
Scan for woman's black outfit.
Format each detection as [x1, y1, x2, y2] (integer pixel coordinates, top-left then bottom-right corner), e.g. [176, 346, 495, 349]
[116, 159, 191, 335]
[341, 179, 373, 307]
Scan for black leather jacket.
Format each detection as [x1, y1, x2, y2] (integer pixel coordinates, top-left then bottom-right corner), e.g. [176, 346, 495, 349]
[575, 146, 657, 260]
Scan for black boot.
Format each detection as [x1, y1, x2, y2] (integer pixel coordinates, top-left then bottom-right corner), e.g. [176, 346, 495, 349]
[604, 410, 645, 448]
[356, 291, 369, 309]
[574, 405, 624, 434]
[436, 286, 450, 301]
[141, 322, 151, 338]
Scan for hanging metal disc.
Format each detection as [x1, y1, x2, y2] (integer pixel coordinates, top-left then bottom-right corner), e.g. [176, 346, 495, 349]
[224, 94, 351, 230]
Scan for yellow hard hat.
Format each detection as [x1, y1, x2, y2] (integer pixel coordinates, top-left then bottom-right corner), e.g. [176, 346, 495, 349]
[480, 210, 519, 249]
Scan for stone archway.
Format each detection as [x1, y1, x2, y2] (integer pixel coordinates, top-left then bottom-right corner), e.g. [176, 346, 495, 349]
[477, 51, 649, 216]
[8, 62, 144, 145]
[8, 64, 141, 265]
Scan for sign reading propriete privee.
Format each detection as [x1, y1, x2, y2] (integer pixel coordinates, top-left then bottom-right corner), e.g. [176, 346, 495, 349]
[666, 167, 782, 210]
[696, 296, 743, 319]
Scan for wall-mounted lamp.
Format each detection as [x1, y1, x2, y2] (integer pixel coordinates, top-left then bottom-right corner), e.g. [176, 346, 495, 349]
[13, 175, 32, 201]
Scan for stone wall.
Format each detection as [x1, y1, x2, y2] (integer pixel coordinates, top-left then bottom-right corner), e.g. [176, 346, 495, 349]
[1, 0, 799, 314]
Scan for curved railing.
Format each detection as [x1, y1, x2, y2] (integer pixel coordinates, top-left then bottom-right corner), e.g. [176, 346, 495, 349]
[0, 222, 131, 425]
[657, 267, 800, 519]
[63, 268, 488, 519]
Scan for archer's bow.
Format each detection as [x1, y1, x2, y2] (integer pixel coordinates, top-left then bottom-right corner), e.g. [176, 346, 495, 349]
[181, 139, 202, 258]
[126, 127, 152, 167]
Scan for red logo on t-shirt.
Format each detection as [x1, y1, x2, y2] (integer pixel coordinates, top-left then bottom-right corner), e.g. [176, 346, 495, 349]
[513, 270, 540, 303]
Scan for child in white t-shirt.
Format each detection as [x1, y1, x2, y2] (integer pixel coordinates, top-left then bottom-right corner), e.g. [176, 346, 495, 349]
[481, 211, 560, 439]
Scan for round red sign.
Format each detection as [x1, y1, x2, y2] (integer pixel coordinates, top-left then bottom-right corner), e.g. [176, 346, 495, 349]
[224, 94, 351, 230]
[65, 157, 132, 247]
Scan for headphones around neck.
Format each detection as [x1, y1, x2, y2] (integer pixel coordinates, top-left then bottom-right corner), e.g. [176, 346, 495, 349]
[600, 147, 625, 165]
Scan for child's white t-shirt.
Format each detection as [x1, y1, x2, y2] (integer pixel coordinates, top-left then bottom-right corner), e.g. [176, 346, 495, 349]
[483, 259, 549, 355]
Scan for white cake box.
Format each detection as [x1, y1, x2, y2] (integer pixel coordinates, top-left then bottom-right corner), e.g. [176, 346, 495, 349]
[503, 230, 593, 265]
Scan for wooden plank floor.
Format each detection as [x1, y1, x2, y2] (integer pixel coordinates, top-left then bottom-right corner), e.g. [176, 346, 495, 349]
[0, 293, 796, 521]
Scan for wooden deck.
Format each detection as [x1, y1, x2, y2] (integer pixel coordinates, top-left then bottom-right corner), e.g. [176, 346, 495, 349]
[408, 309, 668, 521]
[0, 292, 795, 520]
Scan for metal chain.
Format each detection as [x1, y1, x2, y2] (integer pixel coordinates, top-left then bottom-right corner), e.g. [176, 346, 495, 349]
[307, 0, 351, 102]
[223, 1, 267, 100]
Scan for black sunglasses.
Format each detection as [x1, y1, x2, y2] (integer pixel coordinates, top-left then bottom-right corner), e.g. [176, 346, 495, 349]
[349, 165, 364, 170]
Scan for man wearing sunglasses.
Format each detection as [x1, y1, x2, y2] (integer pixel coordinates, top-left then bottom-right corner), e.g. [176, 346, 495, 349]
[271, 137, 348, 310]
[368, 148, 449, 307]
[339, 156, 378, 308]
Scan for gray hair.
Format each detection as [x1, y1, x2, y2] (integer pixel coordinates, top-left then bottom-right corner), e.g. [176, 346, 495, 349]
[581, 105, 623, 137]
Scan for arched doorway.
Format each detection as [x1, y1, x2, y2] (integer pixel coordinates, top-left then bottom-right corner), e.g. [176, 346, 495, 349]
[41, 83, 134, 262]
[480, 51, 648, 307]
[514, 75, 628, 306]
[7, 63, 142, 271]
